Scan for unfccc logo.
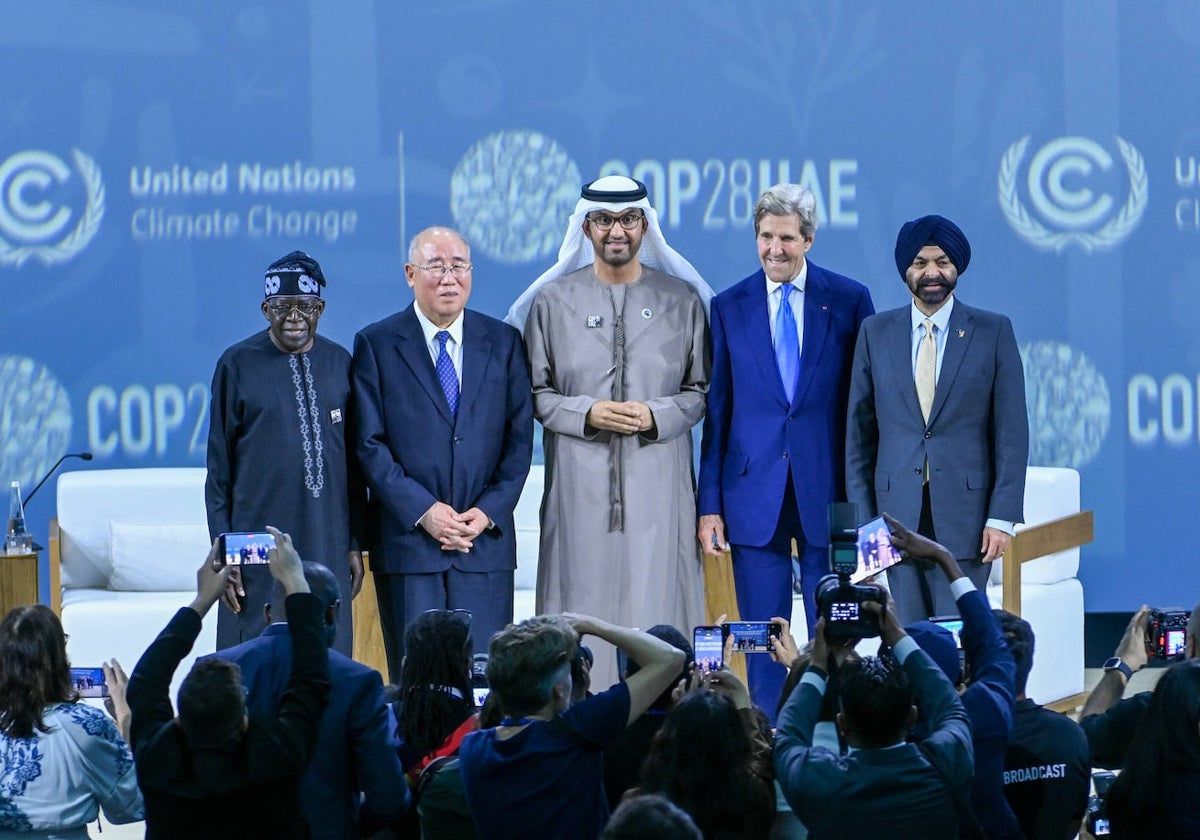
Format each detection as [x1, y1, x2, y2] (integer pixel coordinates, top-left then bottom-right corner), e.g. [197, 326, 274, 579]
[0, 149, 105, 268]
[999, 136, 1147, 253]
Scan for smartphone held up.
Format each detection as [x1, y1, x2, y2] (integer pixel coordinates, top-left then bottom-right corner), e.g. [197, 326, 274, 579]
[217, 531, 277, 568]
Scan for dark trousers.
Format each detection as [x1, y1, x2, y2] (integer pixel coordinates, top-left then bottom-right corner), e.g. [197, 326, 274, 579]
[886, 484, 991, 626]
[729, 479, 826, 724]
[374, 567, 514, 684]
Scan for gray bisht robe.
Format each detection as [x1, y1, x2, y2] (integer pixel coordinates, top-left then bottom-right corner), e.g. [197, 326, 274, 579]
[525, 265, 710, 681]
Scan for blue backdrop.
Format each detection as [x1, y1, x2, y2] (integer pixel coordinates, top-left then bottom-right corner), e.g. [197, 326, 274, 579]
[2, 1, 1197, 611]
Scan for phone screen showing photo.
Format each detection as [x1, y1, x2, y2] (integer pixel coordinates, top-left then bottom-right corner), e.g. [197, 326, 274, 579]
[722, 621, 779, 654]
[693, 625, 724, 672]
[221, 532, 276, 567]
[70, 667, 109, 698]
[852, 516, 904, 583]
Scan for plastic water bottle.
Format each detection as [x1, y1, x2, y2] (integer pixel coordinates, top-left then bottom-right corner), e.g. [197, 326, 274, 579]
[6, 481, 31, 555]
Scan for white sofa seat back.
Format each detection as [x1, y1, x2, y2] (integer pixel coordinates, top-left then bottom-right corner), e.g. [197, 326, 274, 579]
[985, 466, 1085, 704]
[989, 466, 1081, 586]
[56, 467, 217, 703]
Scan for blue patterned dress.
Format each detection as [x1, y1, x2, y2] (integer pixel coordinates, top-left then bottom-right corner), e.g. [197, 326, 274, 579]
[0, 703, 143, 838]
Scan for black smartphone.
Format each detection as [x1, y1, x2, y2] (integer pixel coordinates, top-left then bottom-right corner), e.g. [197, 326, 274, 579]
[70, 667, 109, 698]
[693, 625, 724, 672]
[722, 621, 782, 654]
[217, 532, 277, 567]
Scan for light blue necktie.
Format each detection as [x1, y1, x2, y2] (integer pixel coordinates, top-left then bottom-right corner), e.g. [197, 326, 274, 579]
[435, 330, 460, 416]
[774, 283, 800, 402]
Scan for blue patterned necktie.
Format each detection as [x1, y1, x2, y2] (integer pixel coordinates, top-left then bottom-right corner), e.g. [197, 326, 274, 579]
[435, 330, 460, 416]
[774, 283, 800, 402]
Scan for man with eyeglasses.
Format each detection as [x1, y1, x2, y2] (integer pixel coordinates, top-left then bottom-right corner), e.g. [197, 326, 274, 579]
[506, 175, 713, 685]
[353, 226, 533, 682]
[206, 250, 366, 655]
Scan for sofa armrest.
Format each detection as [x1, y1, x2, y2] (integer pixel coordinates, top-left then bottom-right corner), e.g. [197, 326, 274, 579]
[999, 510, 1094, 615]
[49, 518, 62, 616]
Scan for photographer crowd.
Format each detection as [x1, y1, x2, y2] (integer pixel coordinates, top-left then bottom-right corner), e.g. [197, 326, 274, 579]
[5, 520, 1196, 838]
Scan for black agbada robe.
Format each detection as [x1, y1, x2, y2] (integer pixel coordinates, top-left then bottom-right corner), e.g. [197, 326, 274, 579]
[205, 330, 365, 654]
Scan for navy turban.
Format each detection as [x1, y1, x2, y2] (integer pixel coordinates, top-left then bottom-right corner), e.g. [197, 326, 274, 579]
[894, 215, 971, 278]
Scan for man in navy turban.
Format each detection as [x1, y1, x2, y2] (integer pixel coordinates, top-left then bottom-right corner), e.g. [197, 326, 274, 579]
[845, 214, 1029, 625]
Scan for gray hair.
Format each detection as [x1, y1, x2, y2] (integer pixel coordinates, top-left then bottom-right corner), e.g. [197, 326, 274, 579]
[407, 226, 471, 264]
[753, 183, 818, 239]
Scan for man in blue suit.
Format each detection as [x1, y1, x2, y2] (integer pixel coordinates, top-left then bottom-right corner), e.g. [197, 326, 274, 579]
[202, 561, 409, 839]
[699, 184, 874, 715]
[352, 225, 534, 680]
[846, 215, 1028, 625]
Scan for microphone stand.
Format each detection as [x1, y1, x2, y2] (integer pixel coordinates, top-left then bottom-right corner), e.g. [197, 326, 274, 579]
[22, 452, 94, 508]
[18, 452, 94, 551]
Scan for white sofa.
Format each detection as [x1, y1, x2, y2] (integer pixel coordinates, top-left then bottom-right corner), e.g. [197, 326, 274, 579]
[50, 468, 216, 703]
[986, 466, 1088, 706]
[512, 464, 543, 622]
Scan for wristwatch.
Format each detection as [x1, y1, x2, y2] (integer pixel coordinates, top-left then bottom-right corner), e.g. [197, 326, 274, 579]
[1102, 657, 1134, 680]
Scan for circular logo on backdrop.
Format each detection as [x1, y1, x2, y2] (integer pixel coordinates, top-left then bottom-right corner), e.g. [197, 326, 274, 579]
[1021, 341, 1110, 468]
[999, 136, 1146, 253]
[450, 131, 581, 264]
[0, 356, 72, 488]
[0, 149, 105, 268]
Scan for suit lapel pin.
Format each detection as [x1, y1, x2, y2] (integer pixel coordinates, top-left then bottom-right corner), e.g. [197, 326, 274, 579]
[956, 329, 966, 338]
[641, 308, 652, 319]
[821, 304, 829, 311]
[587, 315, 603, 328]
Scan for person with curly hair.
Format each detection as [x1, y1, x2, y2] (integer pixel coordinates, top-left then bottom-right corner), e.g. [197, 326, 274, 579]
[396, 608, 478, 778]
[634, 671, 774, 840]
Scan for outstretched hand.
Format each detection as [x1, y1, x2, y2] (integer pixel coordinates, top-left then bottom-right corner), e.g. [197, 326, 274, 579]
[883, 513, 956, 576]
[267, 526, 308, 595]
[192, 539, 233, 617]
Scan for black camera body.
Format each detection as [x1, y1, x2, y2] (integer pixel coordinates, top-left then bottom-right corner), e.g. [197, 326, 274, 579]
[817, 574, 885, 638]
[1147, 607, 1189, 660]
[816, 502, 884, 638]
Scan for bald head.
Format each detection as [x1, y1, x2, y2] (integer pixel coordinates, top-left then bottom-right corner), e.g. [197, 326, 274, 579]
[407, 226, 469, 265]
[267, 561, 341, 648]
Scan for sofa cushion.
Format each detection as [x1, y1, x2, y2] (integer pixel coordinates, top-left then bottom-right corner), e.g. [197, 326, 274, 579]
[108, 521, 211, 591]
[57, 467, 209, 589]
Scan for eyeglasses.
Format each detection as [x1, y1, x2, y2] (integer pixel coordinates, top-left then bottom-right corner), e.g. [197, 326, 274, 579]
[266, 298, 321, 317]
[414, 263, 472, 279]
[422, 608, 474, 649]
[422, 608, 473, 629]
[586, 211, 645, 231]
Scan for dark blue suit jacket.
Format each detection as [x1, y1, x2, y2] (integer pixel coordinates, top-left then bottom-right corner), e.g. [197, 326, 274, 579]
[846, 300, 1028, 560]
[956, 587, 1022, 839]
[351, 305, 534, 575]
[203, 624, 409, 840]
[699, 263, 874, 546]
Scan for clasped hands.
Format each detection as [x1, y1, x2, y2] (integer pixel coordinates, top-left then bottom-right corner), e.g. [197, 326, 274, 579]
[587, 400, 654, 435]
[421, 501, 489, 552]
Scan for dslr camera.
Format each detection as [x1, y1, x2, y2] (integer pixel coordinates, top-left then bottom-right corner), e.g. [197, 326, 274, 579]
[1147, 607, 1189, 660]
[816, 502, 885, 638]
